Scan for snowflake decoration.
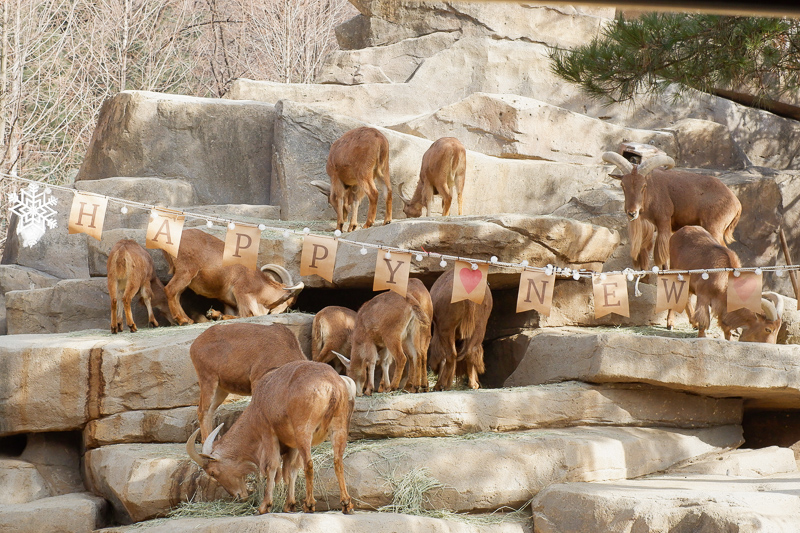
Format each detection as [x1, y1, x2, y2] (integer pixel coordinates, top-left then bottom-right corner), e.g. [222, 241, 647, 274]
[8, 183, 59, 248]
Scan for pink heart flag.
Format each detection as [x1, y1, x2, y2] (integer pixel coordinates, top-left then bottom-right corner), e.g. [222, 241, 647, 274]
[459, 267, 483, 294]
[732, 275, 757, 302]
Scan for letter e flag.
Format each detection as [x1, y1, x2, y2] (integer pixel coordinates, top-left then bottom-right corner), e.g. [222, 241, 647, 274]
[68, 192, 108, 241]
[593, 273, 630, 318]
[728, 271, 763, 313]
[452, 261, 489, 304]
[374, 251, 411, 297]
[516, 270, 555, 315]
[223, 224, 261, 270]
[300, 235, 338, 282]
[146, 209, 185, 258]
[655, 274, 690, 313]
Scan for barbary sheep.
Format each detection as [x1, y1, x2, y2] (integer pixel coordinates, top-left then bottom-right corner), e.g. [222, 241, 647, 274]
[311, 306, 357, 374]
[400, 137, 466, 218]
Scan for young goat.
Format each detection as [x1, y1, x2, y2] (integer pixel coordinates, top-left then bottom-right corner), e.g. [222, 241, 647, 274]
[669, 225, 783, 342]
[400, 137, 466, 218]
[187, 360, 354, 515]
[311, 306, 357, 374]
[107, 239, 173, 333]
[189, 322, 307, 441]
[429, 268, 493, 390]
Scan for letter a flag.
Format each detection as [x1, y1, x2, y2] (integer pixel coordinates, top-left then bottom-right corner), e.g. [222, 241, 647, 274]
[593, 273, 630, 318]
[300, 235, 338, 282]
[146, 208, 185, 258]
[68, 192, 108, 241]
[655, 274, 690, 313]
[728, 271, 763, 313]
[223, 224, 261, 270]
[516, 270, 555, 315]
[452, 261, 489, 304]
[374, 251, 411, 297]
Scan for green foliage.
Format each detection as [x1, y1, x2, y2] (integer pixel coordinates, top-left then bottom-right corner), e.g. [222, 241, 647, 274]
[549, 13, 800, 105]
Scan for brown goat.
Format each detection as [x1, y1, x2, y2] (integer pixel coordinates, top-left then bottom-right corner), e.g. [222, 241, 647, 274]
[429, 268, 493, 390]
[668, 225, 783, 342]
[189, 322, 307, 441]
[310, 127, 392, 232]
[311, 306, 357, 374]
[336, 279, 433, 396]
[602, 152, 742, 270]
[186, 360, 354, 515]
[107, 239, 173, 333]
[400, 137, 466, 218]
[163, 229, 303, 325]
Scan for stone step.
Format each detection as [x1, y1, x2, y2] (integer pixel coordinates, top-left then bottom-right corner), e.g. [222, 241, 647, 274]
[83, 425, 743, 522]
[532, 468, 800, 532]
[0, 492, 108, 533]
[84, 381, 742, 448]
[505, 327, 800, 409]
[97, 510, 530, 533]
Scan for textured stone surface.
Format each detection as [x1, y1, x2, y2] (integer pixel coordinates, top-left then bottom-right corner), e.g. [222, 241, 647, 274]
[505, 328, 800, 409]
[0, 264, 59, 335]
[0, 492, 108, 533]
[76, 91, 276, 205]
[532, 473, 800, 533]
[20, 432, 86, 496]
[99, 511, 530, 533]
[671, 446, 798, 477]
[0, 459, 51, 504]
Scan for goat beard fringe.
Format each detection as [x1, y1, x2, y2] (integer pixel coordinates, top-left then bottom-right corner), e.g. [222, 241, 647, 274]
[628, 218, 657, 270]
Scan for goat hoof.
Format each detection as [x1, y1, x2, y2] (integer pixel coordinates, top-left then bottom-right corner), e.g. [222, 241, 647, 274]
[283, 502, 296, 513]
[303, 502, 315, 513]
[128, 325, 138, 333]
[258, 503, 272, 514]
[342, 499, 354, 514]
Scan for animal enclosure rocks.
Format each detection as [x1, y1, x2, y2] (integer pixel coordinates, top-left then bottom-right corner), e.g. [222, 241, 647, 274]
[76, 91, 277, 205]
[532, 472, 800, 533]
[506, 328, 800, 409]
[0, 492, 109, 533]
[0, 459, 51, 504]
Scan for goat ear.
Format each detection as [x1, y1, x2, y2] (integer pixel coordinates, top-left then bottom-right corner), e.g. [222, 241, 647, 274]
[332, 350, 351, 371]
[608, 173, 623, 181]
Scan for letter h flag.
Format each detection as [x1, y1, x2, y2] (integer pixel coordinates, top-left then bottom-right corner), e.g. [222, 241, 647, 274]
[68, 192, 108, 241]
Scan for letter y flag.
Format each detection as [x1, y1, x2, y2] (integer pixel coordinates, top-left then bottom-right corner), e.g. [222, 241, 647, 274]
[374, 251, 411, 297]
[68, 192, 108, 241]
[452, 261, 489, 304]
[300, 235, 338, 282]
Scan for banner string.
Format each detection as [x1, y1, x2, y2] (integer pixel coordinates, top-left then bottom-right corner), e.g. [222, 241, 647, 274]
[4, 173, 800, 282]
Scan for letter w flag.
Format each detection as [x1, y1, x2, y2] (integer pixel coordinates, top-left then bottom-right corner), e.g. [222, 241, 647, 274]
[656, 274, 690, 313]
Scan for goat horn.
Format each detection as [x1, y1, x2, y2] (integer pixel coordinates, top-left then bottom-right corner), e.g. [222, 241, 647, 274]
[601, 152, 633, 177]
[186, 428, 209, 468]
[636, 155, 675, 177]
[202, 423, 224, 455]
[309, 180, 331, 196]
[398, 181, 414, 204]
[332, 350, 351, 369]
[261, 264, 293, 285]
[762, 292, 785, 320]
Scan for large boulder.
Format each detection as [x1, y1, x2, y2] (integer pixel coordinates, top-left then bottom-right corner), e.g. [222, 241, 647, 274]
[0, 459, 51, 504]
[0, 492, 108, 533]
[0, 264, 58, 335]
[75, 91, 277, 205]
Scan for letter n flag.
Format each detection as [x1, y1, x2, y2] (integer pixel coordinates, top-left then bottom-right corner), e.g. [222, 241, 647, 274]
[516, 270, 555, 315]
[223, 224, 261, 270]
[146, 209, 184, 258]
[655, 274, 690, 313]
[68, 192, 108, 241]
[374, 251, 411, 297]
[300, 235, 338, 282]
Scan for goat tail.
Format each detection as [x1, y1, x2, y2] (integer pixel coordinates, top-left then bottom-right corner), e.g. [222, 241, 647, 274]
[311, 319, 325, 362]
[724, 207, 741, 245]
[455, 302, 478, 346]
[428, 326, 449, 373]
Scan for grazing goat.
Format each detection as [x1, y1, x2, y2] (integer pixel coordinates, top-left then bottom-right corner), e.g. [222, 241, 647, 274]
[602, 152, 741, 270]
[429, 268, 493, 390]
[312, 306, 357, 374]
[336, 279, 433, 395]
[310, 127, 392, 232]
[107, 239, 174, 333]
[189, 322, 307, 441]
[400, 137, 466, 218]
[668, 225, 783, 342]
[163, 229, 303, 325]
[187, 360, 354, 514]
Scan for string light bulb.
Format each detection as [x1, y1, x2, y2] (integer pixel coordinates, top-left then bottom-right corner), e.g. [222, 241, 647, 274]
[258, 224, 266, 231]
[415, 254, 423, 262]
[471, 263, 478, 270]
[627, 273, 634, 281]
[520, 260, 529, 267]
[206, 220, 213, 228]
[599, 273, 607, 281]
[490, 256, 498, 264]
[572, 271, 580, 280]
[334, 229, 342, 237]
[360, 247, 368, 255]
[702, 272, 710, 280]
[385, 251, 392, 260]
[228, 222, 236, 230]
[652, 266, 659, 273]
[303, 227, 310, 234]
[733, 270, 740, 277]
[755, 268, 762, 275]
[120, 205, 128, 214]
[440, 259, 447, 268]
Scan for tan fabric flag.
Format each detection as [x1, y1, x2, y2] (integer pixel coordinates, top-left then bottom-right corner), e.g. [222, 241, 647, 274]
[300, 235, 338, 282]
[593, 273, 630, 318]
[655, 274, 691, 313]
[222, 224, 261, 270]
[373, 251, 411, 297]
[728, 271, 763, 313]
[146, 209, 185, 259]
[68, 192, 108, 241]
[516, 270, 555, 315]
[451, 261, 489, 304]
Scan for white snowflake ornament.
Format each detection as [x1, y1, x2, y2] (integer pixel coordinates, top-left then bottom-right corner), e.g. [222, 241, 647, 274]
[8, 183, 59, 248]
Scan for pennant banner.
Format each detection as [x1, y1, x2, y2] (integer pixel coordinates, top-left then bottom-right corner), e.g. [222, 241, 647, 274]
[300, 235, 338, 282]
[728, 272, 763, 313]
[452, 260, 489, 304]
[517, 270, 555, 315]
[68, 192, 108, 241]
[593, 273, 630, 318]
[374, 251, 411, 297]
[222, 224, 262, 270]
[146, 209, 185, 258]
[655, 273, 690, 313]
